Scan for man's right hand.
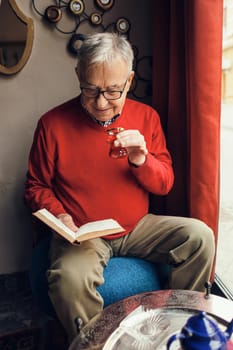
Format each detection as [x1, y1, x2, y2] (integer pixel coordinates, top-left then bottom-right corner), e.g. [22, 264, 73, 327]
[57, 213, 79, 232]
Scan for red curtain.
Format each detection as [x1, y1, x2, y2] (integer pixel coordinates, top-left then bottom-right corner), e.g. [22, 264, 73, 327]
[151, 1, 223, 275]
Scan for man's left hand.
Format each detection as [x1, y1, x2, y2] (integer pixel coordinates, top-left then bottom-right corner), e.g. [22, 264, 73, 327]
[114, 129, 148, 166]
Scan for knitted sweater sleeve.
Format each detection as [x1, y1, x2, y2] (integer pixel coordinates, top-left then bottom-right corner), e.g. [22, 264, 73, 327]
[128, 108, 174, 195]
[24, 118, 66, 216]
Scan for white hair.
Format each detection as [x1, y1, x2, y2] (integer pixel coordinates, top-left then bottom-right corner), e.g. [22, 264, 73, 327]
[76, 32, 134, 79]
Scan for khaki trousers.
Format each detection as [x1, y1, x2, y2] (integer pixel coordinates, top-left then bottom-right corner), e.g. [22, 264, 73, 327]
[47, 214, 215, 342]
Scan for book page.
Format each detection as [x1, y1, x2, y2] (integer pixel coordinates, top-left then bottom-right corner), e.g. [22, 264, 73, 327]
[77, 219, 123, 237]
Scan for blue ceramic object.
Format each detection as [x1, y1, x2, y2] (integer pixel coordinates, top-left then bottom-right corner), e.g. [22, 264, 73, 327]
[166, 311, 233, 350]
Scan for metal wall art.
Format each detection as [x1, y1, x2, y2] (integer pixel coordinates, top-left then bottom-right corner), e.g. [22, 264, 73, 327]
[31, 0, 152, 100]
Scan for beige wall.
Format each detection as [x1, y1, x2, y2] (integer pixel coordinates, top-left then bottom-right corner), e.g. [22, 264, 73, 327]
[0, 0, 152, 273]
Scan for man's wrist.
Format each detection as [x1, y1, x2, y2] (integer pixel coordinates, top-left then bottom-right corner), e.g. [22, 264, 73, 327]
[128, 155, 146, 167]
[128, 159, 139, 167]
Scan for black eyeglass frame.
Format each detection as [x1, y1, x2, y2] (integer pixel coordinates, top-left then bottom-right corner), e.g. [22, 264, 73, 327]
[80, 78, 129, 100]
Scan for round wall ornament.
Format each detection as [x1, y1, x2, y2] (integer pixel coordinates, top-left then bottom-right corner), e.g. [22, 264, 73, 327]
[115, 17, 130, 34]
[90, 12, 102, 25]
[69, 0, 85, 15]
[68, 33, 86, 55]
[44, 5, 62, 23]
[94, 0, 114, 11]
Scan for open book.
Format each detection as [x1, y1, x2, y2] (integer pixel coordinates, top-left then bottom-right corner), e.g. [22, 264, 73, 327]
[33, 208, 125, 243]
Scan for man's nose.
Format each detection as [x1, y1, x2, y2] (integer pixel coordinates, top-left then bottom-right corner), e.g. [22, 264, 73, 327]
[95, 93, 108, 107]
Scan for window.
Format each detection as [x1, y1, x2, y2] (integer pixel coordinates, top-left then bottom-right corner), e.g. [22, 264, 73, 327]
[215, 0, 233, 300]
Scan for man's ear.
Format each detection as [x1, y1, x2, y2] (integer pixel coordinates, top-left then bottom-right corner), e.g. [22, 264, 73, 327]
[128, 71, 135, 90]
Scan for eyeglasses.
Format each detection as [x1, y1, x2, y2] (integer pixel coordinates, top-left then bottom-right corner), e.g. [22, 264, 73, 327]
[80, 79, 128, 100]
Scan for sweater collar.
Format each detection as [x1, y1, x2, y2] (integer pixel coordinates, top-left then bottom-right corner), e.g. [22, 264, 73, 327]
[80, 95, 121, 127]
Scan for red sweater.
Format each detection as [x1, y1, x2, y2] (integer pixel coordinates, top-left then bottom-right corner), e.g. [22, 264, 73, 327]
[24, 96, 174, 239]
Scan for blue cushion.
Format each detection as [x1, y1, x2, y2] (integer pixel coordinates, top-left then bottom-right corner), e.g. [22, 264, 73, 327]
[29, 236, 169, 317]
[98, 257, 168, 307]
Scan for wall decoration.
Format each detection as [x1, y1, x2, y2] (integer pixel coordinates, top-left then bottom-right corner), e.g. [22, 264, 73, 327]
[0, 0, 34, 75]
[31, 0, 152, 100]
